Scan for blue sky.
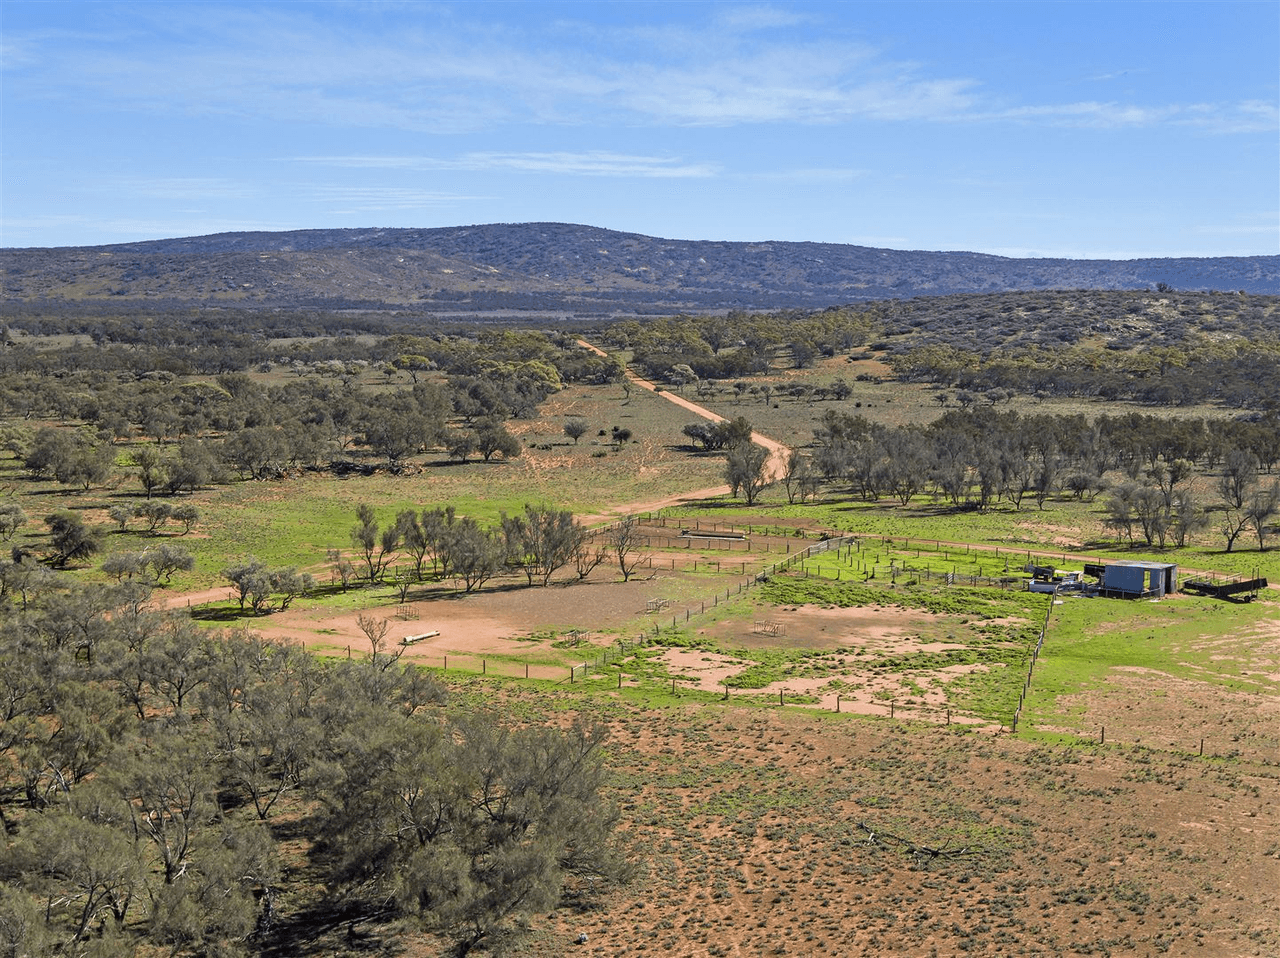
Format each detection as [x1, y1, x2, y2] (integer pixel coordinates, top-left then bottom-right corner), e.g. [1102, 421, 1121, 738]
[2, 1, 1276, 257]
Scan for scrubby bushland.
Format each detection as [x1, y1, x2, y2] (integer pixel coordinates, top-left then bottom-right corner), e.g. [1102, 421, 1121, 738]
[0, 583, 632, 955]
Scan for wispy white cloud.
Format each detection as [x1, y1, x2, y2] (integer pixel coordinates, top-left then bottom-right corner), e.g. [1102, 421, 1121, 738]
[992, 101, 1176, 126]
[292, 151, 719, 178]
[1084, 68, 1143, 83]
[5, 4, 1272, 139]
[1177, 100, 1280, 135]
[991, 99, 1278, 132]
[305, 186, 487, 211]
[615, 68, 981, 126]
[1193, 221, 1280, 237]
[466, 151, 719, 177]
[711, 4, 814, 33]
[289, 156, 433, 170]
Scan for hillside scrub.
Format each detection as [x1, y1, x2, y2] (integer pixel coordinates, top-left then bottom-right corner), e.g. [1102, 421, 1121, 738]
[0, 592, 633, 955]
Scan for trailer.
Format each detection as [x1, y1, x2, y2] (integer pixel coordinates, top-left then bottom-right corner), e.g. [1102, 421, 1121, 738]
[1026, 564, 1084, 593]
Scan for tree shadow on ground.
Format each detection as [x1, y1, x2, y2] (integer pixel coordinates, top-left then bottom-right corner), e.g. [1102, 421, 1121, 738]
[190, 605, 259, 623]
[258, 899, 399, 958]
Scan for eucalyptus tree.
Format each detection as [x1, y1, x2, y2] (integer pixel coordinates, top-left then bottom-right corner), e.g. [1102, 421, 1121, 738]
[725, 441, 770, 506]
[501, 504, 587, 586]
[443, 518, 506, 593]
[132, 445, 169, 499]
[44, 511, 101, 567]
[1219, 449, 1261, 551]
[610, 515, 646, 582]
[25, 427, 114, 490]
[1169, 488, 1209, 548]
[361, 395, 440, 466]
[220, 425, 290, 480]
[223, 559, 272, 613]
[0, 503, 25, 541]
[475, 418, 521, 461]
[781, 449, 816, 504]
[109, 725, 218, 886]
[165, 438, 221, 494]
[351, 504, 400, 583]
[1246, 482, 1280, 551]
[396, 509, 430, 580]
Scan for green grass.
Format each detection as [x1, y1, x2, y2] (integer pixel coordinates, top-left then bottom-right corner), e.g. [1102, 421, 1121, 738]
[671, 485, 1280, 599]
[1037, 595, 1280, 695]
[8, 372, 1278, 752]
[1019, 592, 1280, 745]
[619, 572, 1045, 722]
[756, 571, 1042, 624]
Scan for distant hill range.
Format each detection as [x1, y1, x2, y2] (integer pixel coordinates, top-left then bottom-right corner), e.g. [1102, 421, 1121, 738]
[3, 223, 1278, 313]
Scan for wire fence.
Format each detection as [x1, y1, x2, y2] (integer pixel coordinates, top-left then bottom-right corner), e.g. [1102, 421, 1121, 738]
[1010, 592, 1056, 733]
[311, 510, 1261, 749]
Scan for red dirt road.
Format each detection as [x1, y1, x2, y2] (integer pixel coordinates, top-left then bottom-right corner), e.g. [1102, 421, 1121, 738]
[576, 339, 791, 484]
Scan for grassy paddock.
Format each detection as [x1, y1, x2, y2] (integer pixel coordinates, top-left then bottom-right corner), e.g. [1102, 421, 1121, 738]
[6, 367, 1277, 742]
[1020, 592, 1280, 759]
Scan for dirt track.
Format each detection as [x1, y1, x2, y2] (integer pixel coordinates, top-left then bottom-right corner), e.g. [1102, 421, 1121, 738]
[159, 345, 799, 675]
[577, 339, 791, 485]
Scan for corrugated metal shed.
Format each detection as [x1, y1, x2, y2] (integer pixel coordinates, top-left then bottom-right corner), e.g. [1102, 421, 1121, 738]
[1099, 561, 1178, 598]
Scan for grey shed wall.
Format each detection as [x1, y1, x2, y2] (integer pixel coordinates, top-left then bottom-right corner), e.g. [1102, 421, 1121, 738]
[1100, 563, 1177, 598]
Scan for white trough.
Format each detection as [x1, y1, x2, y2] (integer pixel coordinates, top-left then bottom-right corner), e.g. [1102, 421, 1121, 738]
[401, 631, 440, 645]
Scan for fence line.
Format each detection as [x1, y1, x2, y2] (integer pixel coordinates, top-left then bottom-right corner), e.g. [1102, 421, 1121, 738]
[1003, 591, 1054, 732]
[307, 509, 1259, 743]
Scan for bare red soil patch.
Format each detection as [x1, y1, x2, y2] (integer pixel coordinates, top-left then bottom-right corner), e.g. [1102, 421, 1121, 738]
[198, 569, 698, 677]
